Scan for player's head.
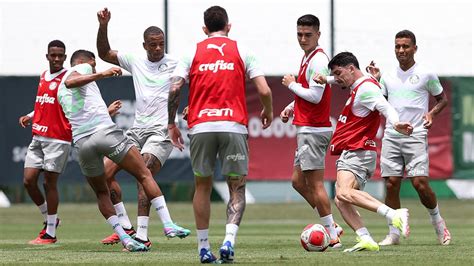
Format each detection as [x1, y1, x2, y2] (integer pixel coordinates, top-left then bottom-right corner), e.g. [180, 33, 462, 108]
[70, 50, 97, 72]
[328, 52, 362, 88]
[394, 30, 417, 66]
[203, 6, 231, 35]
[143, 26, 165, 62]
[296, 15, 321, 54]
[46, 40, 67, 73]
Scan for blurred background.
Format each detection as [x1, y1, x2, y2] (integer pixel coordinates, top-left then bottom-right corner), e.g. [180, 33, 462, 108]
[0, 0, 473, 205]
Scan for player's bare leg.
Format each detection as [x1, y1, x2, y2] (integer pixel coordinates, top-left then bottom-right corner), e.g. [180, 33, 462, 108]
[412, 176, 451, 245]
[23, 168, 44, 206]
[379, 176, 403, 245]
[193, 176, 216, 262]
[292, 167, 313, 205]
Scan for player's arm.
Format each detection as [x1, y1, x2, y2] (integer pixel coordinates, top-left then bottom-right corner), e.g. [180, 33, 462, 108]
[167, 76, 185, 150]
[96, 8, 119, 66]
[65, 67, 122, 88]
[280, 101, 294, 123]
[251, 76, 273, 129]
[423, 75, 448, 128]
[19, 111, 34, 128]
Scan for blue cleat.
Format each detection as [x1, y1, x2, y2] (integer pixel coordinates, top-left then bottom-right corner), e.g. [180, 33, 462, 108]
[121, 235, 149, 252]
[200, 248, 220, 264]
[219, 241, 234, 263]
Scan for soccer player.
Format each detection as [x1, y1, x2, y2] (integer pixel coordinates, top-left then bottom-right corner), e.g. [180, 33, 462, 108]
[280, 14, 342, 248]
[315, 52, 412, 252]
[367, 30, 451, 246]
[57, 49, 180, 252]
[167, 6, 273, 263]
[18, 40, 69, 245]
[96, 7, 190, 247]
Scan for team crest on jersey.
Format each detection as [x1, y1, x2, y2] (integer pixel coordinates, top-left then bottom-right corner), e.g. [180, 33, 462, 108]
[158, 63, 168, 71]
[49, 82, 58, 90]
[409, 75, 420, 84]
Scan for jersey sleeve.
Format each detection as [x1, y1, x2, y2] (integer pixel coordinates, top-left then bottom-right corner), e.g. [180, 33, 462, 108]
[74, 63, 93, 75]
[356, 82, 386, 111]
[425, 72, 444, 96]
[379, 74, 388, 97]
[237, 44, 264, 79]
[172, 54, 192, 80]
[117, 52, 133, 73]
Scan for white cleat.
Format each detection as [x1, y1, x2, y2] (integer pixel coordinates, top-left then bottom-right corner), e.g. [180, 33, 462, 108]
[378, 234, 400, 246]
[433, 219, 451, 245]
[391, 208, 410, 238]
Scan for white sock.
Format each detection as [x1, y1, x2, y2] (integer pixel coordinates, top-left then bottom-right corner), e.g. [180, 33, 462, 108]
[355, 227, 373, 242]
[387, 217, 400, 236]
[113, 202, 133, 229]
[150, 196, 173, 225]
[223, 224, 239, 246]
[197, 229, 210, 251]
[320, 214, 337, 239]
[377, 204, 396, 220]
[45, 214, 57, 237]
[427, 204, 443, 224]
[136, 216, 149, 241]
[38, 202, 48, 221]
[107, 215, 127, 239]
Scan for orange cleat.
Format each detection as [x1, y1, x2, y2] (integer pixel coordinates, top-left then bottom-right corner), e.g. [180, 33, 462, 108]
[101, 227, 136, 245]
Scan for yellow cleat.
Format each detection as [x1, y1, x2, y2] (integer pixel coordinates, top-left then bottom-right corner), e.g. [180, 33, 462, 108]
[343, 238, 379, 252]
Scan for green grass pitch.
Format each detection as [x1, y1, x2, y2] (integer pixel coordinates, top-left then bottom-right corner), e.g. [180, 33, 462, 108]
[0, 199, 473, 265]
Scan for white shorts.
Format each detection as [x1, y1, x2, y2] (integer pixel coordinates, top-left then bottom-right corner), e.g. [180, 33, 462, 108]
[24, 138, 71, 174]
[125, 125, 173, 166]
[381, 135, 429, 178]
[336, 150, 377, 190]
[293, 132, 332, 171]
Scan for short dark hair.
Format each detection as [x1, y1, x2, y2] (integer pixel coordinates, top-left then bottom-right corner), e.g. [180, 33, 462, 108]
[143, 26, 164, 40]
[328, 52, 360, 70]
[297, 14, 320, 30]
[70, 49, 95, 65]
[395, 30, 416, 45]
[204, 6, 228, 33]
[47, 40, 65, 52]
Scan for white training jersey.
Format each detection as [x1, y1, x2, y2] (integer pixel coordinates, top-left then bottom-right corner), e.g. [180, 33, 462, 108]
[118, 53, 178, 128]
[172, 35, 264, 135]
[350, 77, 387, 116]
[57, 63, 115, 142]
[380, 63, 443, 137]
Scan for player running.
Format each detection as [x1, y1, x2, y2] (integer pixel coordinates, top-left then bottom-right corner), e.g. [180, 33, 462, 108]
[96, 7, 190, 248]
[315, 52, 412, 252]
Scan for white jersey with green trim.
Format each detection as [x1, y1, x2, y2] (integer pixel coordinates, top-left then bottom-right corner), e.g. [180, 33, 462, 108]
[118, 53, 178, 128]
[57, 63, 115, 142]
[380, 63, 443, 137]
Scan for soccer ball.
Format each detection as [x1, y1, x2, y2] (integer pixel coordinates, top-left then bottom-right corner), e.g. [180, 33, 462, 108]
[300, 224, 330, 252]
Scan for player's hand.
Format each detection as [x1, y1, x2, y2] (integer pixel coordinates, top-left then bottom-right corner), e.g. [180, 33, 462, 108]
[102, 67, 122, 78]
[97, 8, 111, 25]
[19, 115, 31, 128]
[168, 124, 184, 151]
[107, 100, 122, 117]
[313, 73, 327, 84]
[261, 108, 273, 129]
[282, 74, 296, 88]
[365, 60, 381, 81]
[182, 106, 189, 121]
[423, 113, 433, 129]
[394, 122, 413, 136]
[280, 107, 293, 123]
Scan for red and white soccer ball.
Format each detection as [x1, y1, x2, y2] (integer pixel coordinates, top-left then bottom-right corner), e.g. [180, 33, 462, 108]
[300, 224, 330, 252]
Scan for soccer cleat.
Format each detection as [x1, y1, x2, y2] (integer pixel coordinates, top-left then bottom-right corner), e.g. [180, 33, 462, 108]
[134, 236, 152, 248]
[378, 234, 400, 246]
[343, 238, 379, 252]
[164, 222, 191, 239]
[391, 208, 410, 238]
[219, 241, 235, 263]
[433, 219, 451, 245]
[28, 233, 57, 245]
[335, 223, 344, 237]
[200, 248, 219, 264]
[328, 237, 342, 248]
[121, 235, 149, 252]
[101, 227, 136, 245]
[38, 218, 61, 238]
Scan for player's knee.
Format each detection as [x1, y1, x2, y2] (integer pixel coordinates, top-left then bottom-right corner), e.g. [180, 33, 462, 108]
[292, 179, 305, 192]
[335, 190, 351, 204]
[23, 177, 36, 189]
